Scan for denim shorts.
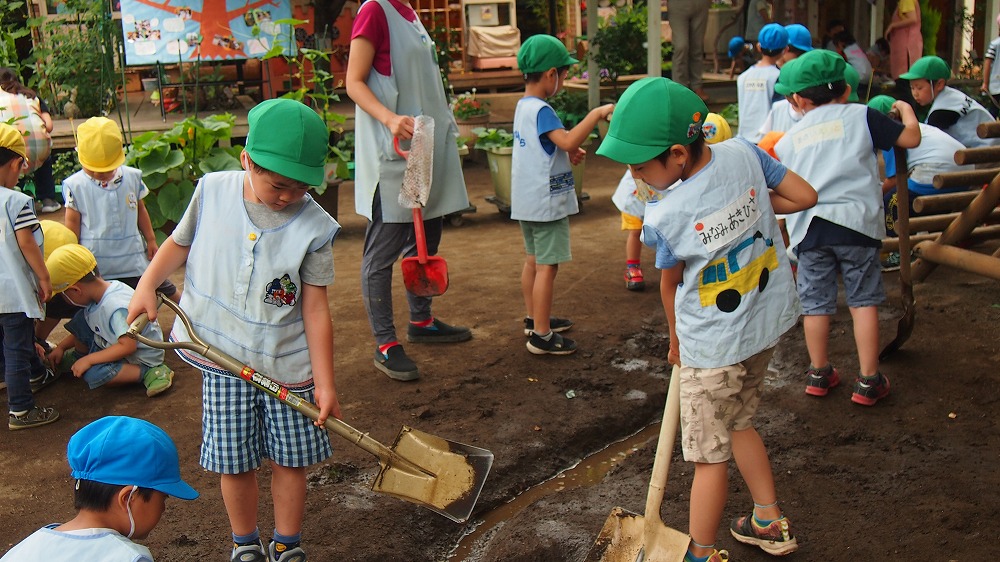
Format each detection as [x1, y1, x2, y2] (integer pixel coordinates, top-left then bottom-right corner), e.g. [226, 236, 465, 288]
[65, 311, 149, 389]
[678, 348, 773, 463]
[796, 245, 885, 315]
[520, 217, 571, 265]
[199, 372, 333, 474]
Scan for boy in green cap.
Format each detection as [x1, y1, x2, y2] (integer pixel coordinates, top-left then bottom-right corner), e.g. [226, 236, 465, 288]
[128, 98, 342, 562]
[513, 34, 613, 355]
[902, 55, 999, 148]
[597, 77, 816, 562]
[773, 49, 920, 406]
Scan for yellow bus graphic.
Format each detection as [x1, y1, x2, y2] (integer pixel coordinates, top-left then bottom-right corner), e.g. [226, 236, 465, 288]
[698, 231, 780, 312]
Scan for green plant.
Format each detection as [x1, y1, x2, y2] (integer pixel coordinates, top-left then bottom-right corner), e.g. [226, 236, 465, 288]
[51, 150, 80, 186]
[719, 103, 738, 128]
[29, 0, 122, 117]
[920, 0, 942, 56]
[589, 4, 648, 99]
[450, 89, 490, 119]
[0, 0, 31, 77]
[124, 114, 243, 242]
[471, 127, 513, 150]
[548, 89, 589, 128]
[260, 18, 350, 186]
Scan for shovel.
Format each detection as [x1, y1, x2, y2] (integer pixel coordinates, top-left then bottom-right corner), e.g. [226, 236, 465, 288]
[586, 365, 689, 562]
[394, 115, 449, 297]
[880, 146, 914, 359]
[127, 295, 493, 523]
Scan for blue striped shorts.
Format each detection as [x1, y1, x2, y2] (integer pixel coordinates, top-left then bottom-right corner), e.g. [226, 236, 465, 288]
[199, 372, 333, 474]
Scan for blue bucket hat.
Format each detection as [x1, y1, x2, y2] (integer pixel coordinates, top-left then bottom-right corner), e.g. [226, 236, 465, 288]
[758, 23, 789, 51]
[784, 24, 813, 52]
[68, 416, 199, 500]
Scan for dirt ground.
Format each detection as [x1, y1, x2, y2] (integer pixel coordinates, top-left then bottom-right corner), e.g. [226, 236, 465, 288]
[1, 146, 998, 561]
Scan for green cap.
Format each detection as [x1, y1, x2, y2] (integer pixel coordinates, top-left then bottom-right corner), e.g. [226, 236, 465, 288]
[595, 77, 708, 165]
[517, 34, 578, 74]
[899, 56, 951, 81]
[867, 94, 896, 115]
[774, 49, 846, 96]
[246, 99, 328, 186]
[844, 64, 860, 102]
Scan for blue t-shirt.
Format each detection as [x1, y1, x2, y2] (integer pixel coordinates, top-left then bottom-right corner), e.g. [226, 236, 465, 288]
[536, 105, 563, 155]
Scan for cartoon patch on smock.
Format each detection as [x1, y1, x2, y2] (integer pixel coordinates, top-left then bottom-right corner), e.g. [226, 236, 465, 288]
[698, 230, 778, 313]
[126, 191, 138, 210]
[263, 274, 297, 307]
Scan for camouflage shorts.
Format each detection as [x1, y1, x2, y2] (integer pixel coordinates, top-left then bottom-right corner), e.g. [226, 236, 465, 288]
[679, 347, 774, 464]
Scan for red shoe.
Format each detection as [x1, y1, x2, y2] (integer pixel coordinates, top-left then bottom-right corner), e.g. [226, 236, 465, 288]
[624, 265, 645, 291]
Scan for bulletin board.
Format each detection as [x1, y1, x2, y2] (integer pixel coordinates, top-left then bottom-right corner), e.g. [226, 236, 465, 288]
[119, 0, 294, 66]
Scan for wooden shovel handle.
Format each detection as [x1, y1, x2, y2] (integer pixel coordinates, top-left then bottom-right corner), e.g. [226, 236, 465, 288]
[645, 364, 682, 527]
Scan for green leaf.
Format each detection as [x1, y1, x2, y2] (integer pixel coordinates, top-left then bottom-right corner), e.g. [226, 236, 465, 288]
[138, 147, 185, 174]
[143, 171, 168, 190]
[199, 148, 242, 174]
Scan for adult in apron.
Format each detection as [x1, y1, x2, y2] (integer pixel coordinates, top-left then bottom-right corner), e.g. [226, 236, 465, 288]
[885, 0, 922, 104]
[347, 0, 472, 382]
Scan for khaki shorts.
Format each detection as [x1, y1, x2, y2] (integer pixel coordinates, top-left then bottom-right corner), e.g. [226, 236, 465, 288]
[679, 347, 774, 463]
[621, 212, 642, 231]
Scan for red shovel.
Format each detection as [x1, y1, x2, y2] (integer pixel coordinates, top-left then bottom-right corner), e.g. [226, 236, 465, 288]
[394, 116, 448, 297]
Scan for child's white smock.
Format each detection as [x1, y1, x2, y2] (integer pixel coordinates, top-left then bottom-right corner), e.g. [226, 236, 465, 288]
[84, 280, 164, 367]
[511, 96, 577, 221]
[353, 0, 469, 223]
[641, 139, 799, 368]
[737, 64, 780, 143]
[927, 86, 1000, 148]
[775, 103, 884, 251]
[173, 172, 339, 389]
[0, 188, 43, 318]
[62, 167, 150, 279]
[0, 525, 152, 562]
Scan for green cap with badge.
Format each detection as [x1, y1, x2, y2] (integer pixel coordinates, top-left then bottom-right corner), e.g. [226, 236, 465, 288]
[774, 48, 846, 96]
[899, 56, 951, 81]
[595, 77, 708, 165]
[517, 34, 579, 74]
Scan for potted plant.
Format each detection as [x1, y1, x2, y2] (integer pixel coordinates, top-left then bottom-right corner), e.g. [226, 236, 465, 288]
[451, 88, 491, 149]
[588, 4, 648, 99]
[472, 126, 514, 213]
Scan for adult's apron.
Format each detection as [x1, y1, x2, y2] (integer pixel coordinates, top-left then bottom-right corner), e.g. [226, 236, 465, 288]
[888, 0, 922, 79]
[353, 0, 470, 223]
[0, 90, 50, 173]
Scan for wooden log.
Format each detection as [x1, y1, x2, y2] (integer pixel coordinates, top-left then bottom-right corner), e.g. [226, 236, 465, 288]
[881, 224, 1000, 251]
[912, 190, 979, 214]
[977, 121, 1000, 140]
[955, 146, 1000, 165]
[933, 168, 1000, 189]
[908, 208, 1000, 232]
[912, 241, 1000, 281]
[912, 175, 1000, 281]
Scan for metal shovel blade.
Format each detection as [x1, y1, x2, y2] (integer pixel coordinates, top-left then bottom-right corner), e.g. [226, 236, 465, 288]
[372, 426, 494, 523]
[586, 507, 690, 562]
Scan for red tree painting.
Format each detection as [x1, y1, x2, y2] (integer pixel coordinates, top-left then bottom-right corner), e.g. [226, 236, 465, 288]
[128, 0, 281, 60]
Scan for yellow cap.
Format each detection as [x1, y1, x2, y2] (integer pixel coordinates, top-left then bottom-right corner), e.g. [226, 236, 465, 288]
[47, 243, 97, 294]
[702, 113, 732, 145]
[0, 122, 26, 159]
[77, 117, 125, 173]
[40, 220, 78, 260]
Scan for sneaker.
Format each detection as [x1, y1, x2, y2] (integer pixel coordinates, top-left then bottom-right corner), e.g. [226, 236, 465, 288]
[40, 198, 62, 213]
[624, 265, 645, 291]
[881, 251, 901, 272]
[374, 345, 419, 381]
[522, 316, 574, 336]
[526, 331, 577, 355]
[730, 513, 798, 556]
[804, 365, 840, 397]
[29, 368, 60, 393]
[684, 549, 729, 562]
[232, 539, 268, 562]
[8, 406, 60, 431]
[269, 541, 307, 562]
[142, 364, 174, 397]
[851, 372, 891, 406]
[406, 318, 472, 343]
